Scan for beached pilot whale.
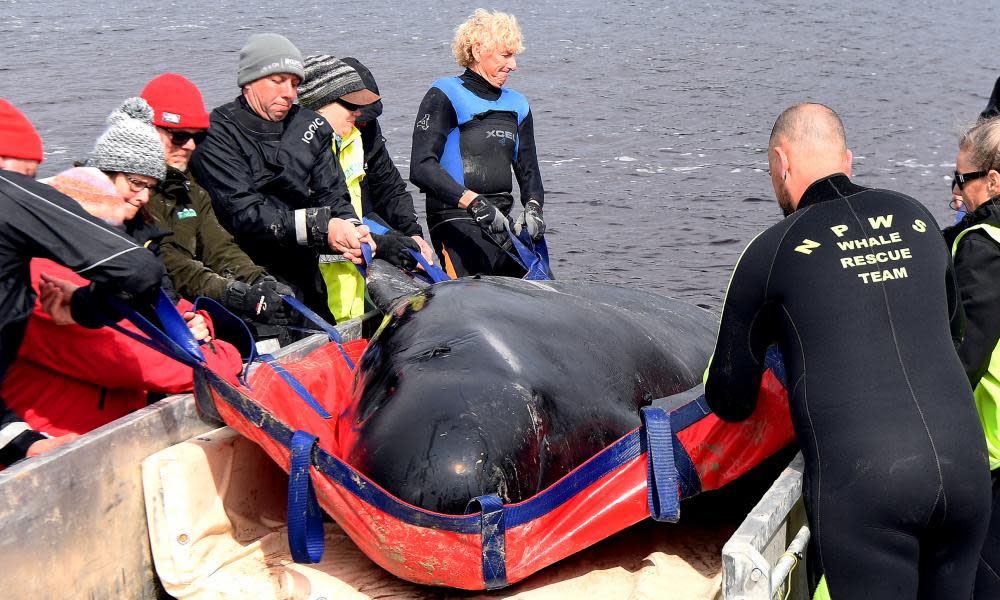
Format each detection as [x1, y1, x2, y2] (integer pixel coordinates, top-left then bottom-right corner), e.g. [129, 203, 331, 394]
[341, 263, 718, 514]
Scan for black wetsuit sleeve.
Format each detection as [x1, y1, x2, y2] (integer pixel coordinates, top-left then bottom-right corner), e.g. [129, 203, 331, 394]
[364, 126, 422, 236]
[953, 234, 1000, 387]
[705, 233, 777, 422]
[409, 87, 466, 206]
[513, 110, 544, 205]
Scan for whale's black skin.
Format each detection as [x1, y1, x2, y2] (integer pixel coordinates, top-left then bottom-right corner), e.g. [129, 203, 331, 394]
[344, 275, 718, 514]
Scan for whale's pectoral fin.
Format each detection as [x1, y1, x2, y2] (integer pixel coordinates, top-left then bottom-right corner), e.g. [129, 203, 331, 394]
[365, 258, 432, 313]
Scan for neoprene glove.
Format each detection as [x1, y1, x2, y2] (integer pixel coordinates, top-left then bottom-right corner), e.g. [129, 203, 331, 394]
[514, 199, 545, 242]
[372, 232, 419, 270]
[467, 195, 508, 234]
[222, 276, 293, 325]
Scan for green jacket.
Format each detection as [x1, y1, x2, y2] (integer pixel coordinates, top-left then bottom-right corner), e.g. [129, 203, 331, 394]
[147, 167, 266, 300]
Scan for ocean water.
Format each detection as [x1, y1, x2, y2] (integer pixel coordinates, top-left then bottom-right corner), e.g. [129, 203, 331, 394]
[1, 0, 993, 310]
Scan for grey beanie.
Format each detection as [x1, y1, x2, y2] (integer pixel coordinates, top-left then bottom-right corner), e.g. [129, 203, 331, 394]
[298, 54, 380, 111]
[87, 97, 166, 181]
[237, 33, 304, 87]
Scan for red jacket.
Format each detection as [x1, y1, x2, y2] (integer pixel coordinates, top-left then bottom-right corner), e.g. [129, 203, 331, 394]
[2, 259, 242, 437]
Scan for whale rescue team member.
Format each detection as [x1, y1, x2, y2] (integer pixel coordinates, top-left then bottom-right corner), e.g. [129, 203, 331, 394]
[139, 73, 295, 337]
[703, 103, 990, 599]
[340, 57, 435, 263]
[0, 98, 164, 465]
[410, 9, 546, 278]
[3, 97, 241, 439]
[297, 55, 428, 321]
[943, 118, 1000, 599]
[189, 33, 374, 324]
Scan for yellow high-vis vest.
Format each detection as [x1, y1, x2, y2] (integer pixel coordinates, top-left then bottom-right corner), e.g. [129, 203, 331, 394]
[952, 222, 1000, 470]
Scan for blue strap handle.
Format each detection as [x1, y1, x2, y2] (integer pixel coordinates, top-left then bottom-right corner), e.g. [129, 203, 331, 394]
[407, 249, 452, 283]
[500, 222, 553, 281]
[288, 430, 325, 563]
[192, 295, 256, 385]
[279, 294, 355, 371]
[640, 406, 680, 522]
[259, 354, 332, 419]
[764, 345, 787, 388]
[361, 216, 452, 283]
[105, 289, 205, 368]
[465, 494, 508, 590]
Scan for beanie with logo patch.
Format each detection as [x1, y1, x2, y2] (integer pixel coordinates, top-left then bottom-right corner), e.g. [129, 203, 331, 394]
[237, 33, 304, 87]
[140, 73, 210, 129]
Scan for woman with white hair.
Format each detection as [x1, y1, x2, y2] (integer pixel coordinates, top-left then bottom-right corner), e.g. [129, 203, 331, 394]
[410, 8, 546, 278]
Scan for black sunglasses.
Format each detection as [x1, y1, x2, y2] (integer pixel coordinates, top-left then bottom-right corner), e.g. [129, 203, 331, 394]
[336, 99, 362, 112]
[160, 128, 207, 147]
[952, 170, 987, 191]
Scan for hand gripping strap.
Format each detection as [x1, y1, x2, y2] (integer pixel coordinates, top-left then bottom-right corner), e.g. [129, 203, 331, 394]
[466, 494, 508, 589]
[259, 354, 331, 419]
[193, 296, 256, 385]
[288, 430, 325, 563]
[407, 249, 452, 283]
[106, 289, 204, 367]
[279, 294, 355, 370]
[501, 223, 553, 281]
[640, 406, 680, 522]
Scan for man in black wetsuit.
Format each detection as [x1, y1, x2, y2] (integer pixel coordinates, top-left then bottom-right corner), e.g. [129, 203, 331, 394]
[704, 103, 991, 598]
[410, 9, 545, 278]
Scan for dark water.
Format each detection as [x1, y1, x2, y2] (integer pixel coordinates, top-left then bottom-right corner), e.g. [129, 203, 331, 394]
[1, 0, 991, 310]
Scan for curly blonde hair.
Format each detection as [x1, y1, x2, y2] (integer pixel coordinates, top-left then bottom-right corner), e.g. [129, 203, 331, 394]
[452, 9, 524, 68]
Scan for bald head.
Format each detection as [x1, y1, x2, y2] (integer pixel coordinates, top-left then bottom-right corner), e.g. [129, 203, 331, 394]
[767, 103, 852, 213]
[769, 103, 846, 154]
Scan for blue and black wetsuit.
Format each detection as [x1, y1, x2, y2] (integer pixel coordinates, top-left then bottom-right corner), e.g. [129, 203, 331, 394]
[705, 174, 991, 598]
[410, 69, 544, 277]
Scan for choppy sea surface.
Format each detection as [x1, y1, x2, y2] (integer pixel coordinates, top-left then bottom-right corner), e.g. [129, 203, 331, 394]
[1, 0, 994, 310]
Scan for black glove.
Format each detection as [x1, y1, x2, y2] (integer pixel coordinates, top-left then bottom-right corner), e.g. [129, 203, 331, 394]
[514, 199, 545, 242]
[222, 276, 293, 325]
[372, 232, 419, 270]
[467, 195, 508, 234]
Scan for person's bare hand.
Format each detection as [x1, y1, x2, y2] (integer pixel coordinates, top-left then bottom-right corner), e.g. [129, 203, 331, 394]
[38, 273, 81, 325]
[26, 433, 80, 457]
[183, 311, 211, 342]
[411, 235, 435, 266]
[328, 219, 375, 265]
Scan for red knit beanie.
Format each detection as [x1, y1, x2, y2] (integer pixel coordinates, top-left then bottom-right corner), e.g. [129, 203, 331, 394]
[140, 73, 210, 129]
[0, 98, 44, 162]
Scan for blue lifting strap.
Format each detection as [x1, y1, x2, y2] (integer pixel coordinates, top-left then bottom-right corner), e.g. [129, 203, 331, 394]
[259, 354, 332, 419]
[764, 344, 787, 388]
[279, 294, 355, 370]
[288, 430, 325, 563]
[500, 223, 553, 281]
[640, 406, 680, 522]
[106, 289, 204, 367]
[360, 216, 452, 283]
[193, 295, 256, 385]
[466, 494, 508, 589]
[407, 249, 452, 283]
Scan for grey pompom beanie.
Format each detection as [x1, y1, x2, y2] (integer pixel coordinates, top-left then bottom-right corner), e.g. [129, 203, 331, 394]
[237, 33, 304, 87]
[87, 97, 166, 181]
[298, 54, 380, 111]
